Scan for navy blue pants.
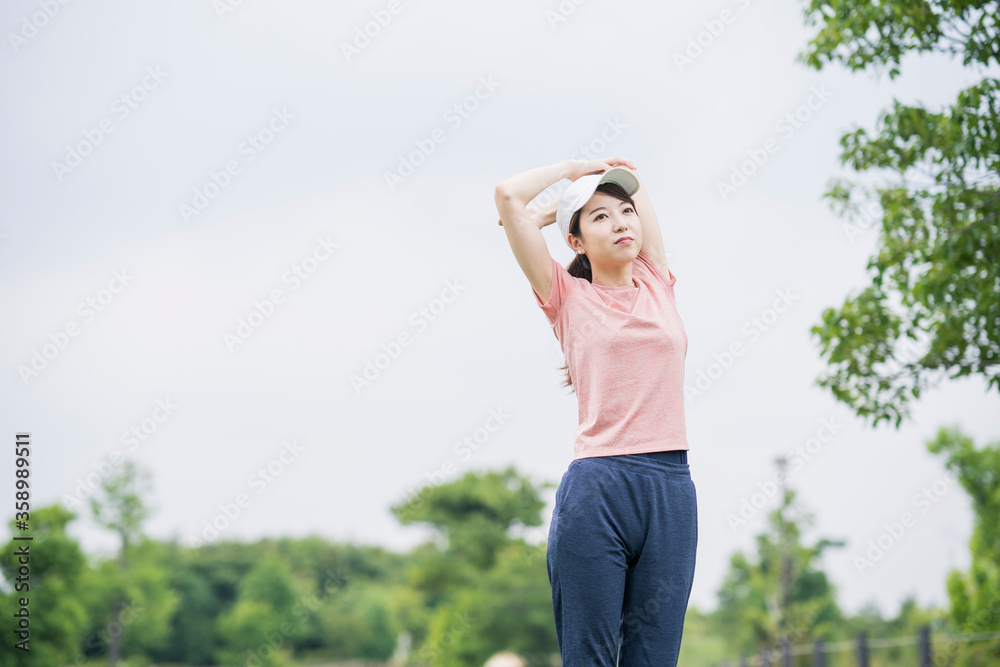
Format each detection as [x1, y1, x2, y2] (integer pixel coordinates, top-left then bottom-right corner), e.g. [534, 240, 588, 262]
[546, 449, 698, 666]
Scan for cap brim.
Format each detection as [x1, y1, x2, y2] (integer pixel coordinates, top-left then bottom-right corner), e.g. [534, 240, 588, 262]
[597, 166, 640, 196]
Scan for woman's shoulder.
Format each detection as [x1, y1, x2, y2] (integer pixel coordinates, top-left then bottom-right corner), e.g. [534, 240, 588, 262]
[635, 250, 676, 287]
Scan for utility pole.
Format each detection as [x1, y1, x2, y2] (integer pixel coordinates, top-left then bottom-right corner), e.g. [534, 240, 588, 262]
[775, 455, 792, 642]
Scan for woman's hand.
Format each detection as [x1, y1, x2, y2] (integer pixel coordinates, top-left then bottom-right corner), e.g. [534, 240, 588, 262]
[528, 198, 558, 229]
[497, 197, 558, 229]
[565, 156, 636, 182]
[495, 158, 634, 227]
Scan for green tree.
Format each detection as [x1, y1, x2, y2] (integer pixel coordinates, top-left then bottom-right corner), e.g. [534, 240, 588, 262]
[799, 0, 1000, 428]
[157, 545, 219, 666]
[0, 505, 89, 667]
[275, 537, 410, 656]
[217, 600, 295, 667]
[714, 487, 846, 659]
[81, 460, 179, 666]
[391, 466, 555, 666]
[214, 552, 304, 667]
[75, 537, 180, 666]
[238, 552, 301, 618]
[390, 465, 551, 571]
[927, 425, 1000, 666]
[317, 580, 401, 662]
[156, 537, 261, 664]
[415, 540, 558, 667]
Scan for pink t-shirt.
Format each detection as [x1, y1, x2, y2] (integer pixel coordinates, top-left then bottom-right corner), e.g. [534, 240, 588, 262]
[532, 250, 689, 461]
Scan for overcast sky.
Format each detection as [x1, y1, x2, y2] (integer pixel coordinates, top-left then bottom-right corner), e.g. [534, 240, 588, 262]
[1, 0, 998, 619]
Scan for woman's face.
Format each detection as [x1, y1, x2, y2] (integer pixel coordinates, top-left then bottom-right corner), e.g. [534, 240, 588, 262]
[571, 192, 642, 265]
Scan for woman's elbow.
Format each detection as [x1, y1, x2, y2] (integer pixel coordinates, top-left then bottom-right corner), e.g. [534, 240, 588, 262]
[494, 183, 513, 203]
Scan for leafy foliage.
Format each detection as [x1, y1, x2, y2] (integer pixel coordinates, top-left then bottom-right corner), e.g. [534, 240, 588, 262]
[799, 0, 1000, 427]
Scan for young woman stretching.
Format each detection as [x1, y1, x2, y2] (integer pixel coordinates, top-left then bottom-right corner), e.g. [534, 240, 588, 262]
[494, 157, 698, 666]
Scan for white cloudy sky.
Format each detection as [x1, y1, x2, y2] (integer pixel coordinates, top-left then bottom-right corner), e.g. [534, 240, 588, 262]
[1, 0, 998, 619]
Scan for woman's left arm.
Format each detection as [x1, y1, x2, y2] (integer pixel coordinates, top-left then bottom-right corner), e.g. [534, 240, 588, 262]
[498, 197, 559, 230]
[631, 171, 670, 275]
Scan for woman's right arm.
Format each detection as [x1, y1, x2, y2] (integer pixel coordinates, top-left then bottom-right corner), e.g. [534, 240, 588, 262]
[495, 159, 576, 212]
[493, 157, 635, 303]
[493, 160, 576, 304]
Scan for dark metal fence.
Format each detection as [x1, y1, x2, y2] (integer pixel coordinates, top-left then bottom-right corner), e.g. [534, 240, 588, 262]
[712, 625, 1000, 667]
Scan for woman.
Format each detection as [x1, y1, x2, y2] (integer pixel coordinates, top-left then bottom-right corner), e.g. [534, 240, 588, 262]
[493, 157, 698, 666]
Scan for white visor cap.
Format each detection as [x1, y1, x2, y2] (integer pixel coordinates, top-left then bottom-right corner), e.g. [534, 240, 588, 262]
[556, 166, 640, 250]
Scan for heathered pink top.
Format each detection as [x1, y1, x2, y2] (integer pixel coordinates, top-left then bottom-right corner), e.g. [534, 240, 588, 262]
[532, 250, 689, 461]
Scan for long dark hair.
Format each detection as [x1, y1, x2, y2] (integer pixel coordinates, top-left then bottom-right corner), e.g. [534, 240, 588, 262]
[558, 181, 636, 391]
